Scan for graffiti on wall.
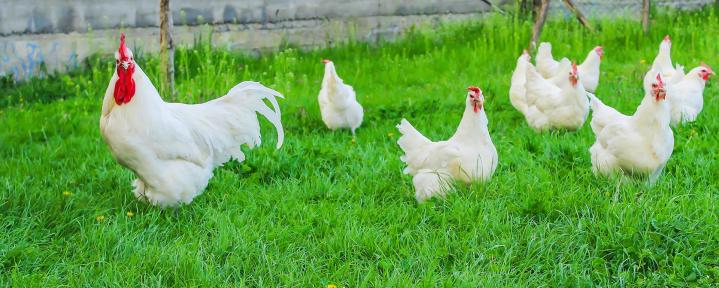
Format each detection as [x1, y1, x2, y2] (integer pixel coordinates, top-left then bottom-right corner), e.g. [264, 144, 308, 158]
[0, 40, 78, 80]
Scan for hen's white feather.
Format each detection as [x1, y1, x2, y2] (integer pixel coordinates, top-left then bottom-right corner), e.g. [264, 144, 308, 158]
[509, 52, 531, 114]
[318, 61, 364, 135]
[397, 90, 497, 202]
[536, 42, 602, 92]
[523, 60, 589, 131]
[577, 48, 602, 93]
[588, 70, 674, 183]
[536, 42, 559, 78]
[651, 37, 682, 80]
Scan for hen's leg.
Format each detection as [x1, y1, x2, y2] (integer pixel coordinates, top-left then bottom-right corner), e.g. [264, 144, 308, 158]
[413, 169, 453, 203]
[648, 164, 666, 186]
[132, 179, 147, 202]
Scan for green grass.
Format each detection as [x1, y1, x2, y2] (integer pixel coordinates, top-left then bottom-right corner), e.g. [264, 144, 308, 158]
[2, 7, 719, 287]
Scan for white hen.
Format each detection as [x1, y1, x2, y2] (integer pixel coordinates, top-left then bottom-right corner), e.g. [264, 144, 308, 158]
[522, 59, 589, 131]
[100, 34, 284, 207]
[535, 42, 603, 92]
[318, 59, 364, 135]
[666, 63, 714, 125]
[651, 35, 685, 81]
[535, 42, 560, 77]
[397, 87, 498, 202]
[509, 50, 531, 114]
[576, 46, 603, 93]
[588, 70, 673, 183]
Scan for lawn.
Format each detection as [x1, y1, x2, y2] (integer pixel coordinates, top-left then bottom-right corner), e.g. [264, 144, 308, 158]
[1, 7, 718, 286]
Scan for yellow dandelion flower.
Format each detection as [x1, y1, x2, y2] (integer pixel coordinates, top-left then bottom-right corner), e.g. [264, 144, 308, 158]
[126, 211, 135, 218]
[640, 59, 647, 64]
[351, 138, 356, 144]
[96, 215, 105, 222]
[327, 285, 337, 288]
[387, 132, 395, 138]
[62, 191, 72, 197]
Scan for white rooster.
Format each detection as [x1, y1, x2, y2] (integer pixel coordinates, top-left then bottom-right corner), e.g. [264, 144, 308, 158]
[651, 35, 685, 82]
[588, 70, 673, 183]
[318, 59, 364, 135]
[521, 59, 589, 131]
[397, 87, 498, 202]
[666, 63, 714, 125]
[535, 42, 603, 92]
[100, 34, 284, 207]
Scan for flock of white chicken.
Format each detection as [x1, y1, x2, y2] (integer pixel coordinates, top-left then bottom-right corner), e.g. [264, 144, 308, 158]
[509, 35, 713, 186]
[100, 34, 712, 206]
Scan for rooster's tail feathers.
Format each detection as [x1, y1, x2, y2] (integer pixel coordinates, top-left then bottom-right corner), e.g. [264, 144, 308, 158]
[227, 82, 285, 149]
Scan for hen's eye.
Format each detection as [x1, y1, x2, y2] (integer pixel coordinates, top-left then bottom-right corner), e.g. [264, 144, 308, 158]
[116, 60, 120, 65]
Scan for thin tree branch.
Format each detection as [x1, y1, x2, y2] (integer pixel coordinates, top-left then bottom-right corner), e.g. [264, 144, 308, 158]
[561, 0, 594, 33]
[479, 0, 507, 15]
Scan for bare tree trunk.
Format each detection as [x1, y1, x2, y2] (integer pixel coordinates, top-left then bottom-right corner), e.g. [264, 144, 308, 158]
[518, 0, 541, 20]
[561, 0, 594, 32]
[642, 0, 651, 34]
[160, 0, 176, 100]
[530, 0, 550, 49]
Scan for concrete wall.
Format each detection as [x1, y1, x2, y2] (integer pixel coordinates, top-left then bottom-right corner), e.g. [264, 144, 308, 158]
[0, 0, 713, 80]
[1, 0, 496, 79]
[549, 0, 713, 17]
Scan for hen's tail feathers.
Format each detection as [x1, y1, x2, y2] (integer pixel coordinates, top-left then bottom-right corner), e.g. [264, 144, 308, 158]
[396, 119, 431, 174]
[669, 64, 685, 85]
[228, 82, 285, 149]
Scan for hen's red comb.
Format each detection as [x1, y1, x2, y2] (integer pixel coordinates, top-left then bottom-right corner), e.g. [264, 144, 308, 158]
[467, 86, 481, 94]
[322, 59, 331, 64]
[118, 33, 130, 60]
[571, 61, 578, 74]
[663, 35, 671, 42]
[700, 62, 713, 72]
[656, 73, 664, 87]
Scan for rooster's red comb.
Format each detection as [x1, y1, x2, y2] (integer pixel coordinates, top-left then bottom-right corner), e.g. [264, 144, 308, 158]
[118, 33, 129, 59]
